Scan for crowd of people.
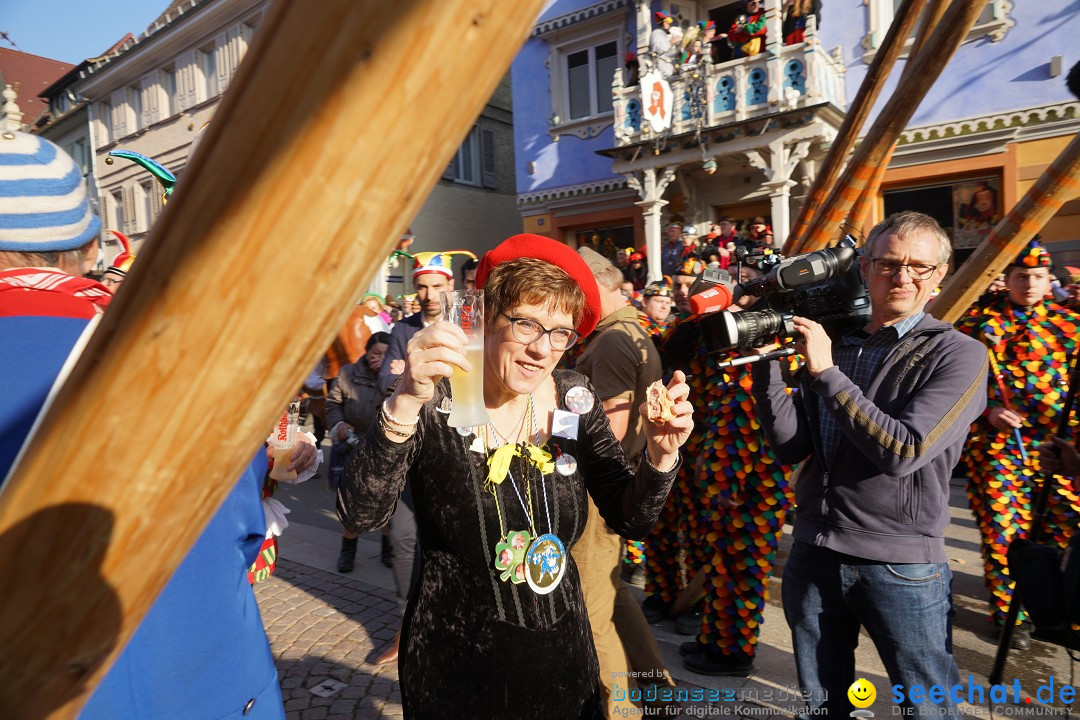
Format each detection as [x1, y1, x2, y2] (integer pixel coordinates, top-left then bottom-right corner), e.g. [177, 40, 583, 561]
[641, 0, 822, 81]
[4, 130, 1079, 719]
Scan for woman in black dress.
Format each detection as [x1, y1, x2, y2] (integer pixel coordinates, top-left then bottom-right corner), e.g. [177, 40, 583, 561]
[338, 234, 693, 718]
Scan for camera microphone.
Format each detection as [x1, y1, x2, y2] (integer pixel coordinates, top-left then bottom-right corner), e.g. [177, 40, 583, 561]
[689, 283, 734, 315]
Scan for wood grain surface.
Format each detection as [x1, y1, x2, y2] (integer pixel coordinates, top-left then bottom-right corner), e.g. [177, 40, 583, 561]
[0, 1, 543, 717]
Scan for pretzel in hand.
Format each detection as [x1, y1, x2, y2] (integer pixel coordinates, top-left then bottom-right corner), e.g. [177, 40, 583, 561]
[646, 380, 676, 423]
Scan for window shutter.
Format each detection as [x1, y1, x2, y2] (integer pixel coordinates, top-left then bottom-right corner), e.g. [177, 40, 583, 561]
[227, 27, 243, 77]
[93, 110, 108, 146]
[152, 180, 165, 220]
[215, 32, 231, 91]
[124, 186, 137, 234]
[111, 90, 127, 139]
[480, 125, 497, 189]
[236, 23, 253, 67]
[99, 194, 110, 232]
[175, 51, 196, 110]
[141, 74, 158, 124]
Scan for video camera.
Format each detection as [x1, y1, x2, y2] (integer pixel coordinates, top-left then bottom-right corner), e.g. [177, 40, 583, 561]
[689, 235, 871, 355]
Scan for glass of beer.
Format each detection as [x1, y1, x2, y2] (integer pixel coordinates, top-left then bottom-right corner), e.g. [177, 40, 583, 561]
[442, 290, 490, 428]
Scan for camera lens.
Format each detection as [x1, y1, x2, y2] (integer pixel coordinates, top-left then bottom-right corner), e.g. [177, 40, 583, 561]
[702, 308, 790, 352]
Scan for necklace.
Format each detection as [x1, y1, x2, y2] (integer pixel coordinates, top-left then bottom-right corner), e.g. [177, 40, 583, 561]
[487, 395, 566, 593]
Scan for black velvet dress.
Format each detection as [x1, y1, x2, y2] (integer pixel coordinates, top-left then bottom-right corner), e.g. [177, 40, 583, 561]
[338, 370, 679, 719]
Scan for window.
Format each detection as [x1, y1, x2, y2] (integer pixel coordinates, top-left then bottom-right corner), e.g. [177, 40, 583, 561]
[547, 21, 622, 131]
[883, 174, 1003, 260]
[161, 66, 177, 117]
[111, 190, 125, 233]
[197, 44, 219, 101]
[452, 126, 480, 185]
[96, 102, 112, 145]
[67, 139, 89, 176]
[128, 84, 143, 132]
[565, 40, 617, 121]
[444, 124, 498, 188]
[138, 182, 154, 232]
[862, 0, 1013, 59]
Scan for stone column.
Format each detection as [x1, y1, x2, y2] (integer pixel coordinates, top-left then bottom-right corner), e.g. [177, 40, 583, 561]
[626, 165, 678, 283]
[763, 179, 796, 248]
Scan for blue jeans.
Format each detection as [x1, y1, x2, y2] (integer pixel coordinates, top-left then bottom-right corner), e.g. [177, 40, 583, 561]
[782, 541, 961, 718]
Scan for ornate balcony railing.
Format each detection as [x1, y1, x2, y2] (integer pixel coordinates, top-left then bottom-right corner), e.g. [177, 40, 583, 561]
[612, 15, 845, 146]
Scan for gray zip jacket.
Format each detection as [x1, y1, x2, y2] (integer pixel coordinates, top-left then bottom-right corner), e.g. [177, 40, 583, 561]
[750, 314, 988, 564]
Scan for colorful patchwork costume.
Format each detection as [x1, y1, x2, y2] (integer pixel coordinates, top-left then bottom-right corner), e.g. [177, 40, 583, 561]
[955, 242, 1080, 625]
[644, 314, 792, 665]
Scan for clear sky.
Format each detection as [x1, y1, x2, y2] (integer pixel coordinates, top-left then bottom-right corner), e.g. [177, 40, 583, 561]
[1, 1, 167, 64]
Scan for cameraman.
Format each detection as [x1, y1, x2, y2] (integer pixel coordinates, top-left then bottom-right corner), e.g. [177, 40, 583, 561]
[750, 211, 988, 717]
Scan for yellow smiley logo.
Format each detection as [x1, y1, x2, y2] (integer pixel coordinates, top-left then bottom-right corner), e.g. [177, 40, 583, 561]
[848, 678, 876, 708]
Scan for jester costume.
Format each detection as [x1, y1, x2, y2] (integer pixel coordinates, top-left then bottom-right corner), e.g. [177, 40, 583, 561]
[956, 292, 1080, 625]
[643, 314, 792, 665]
[726, 6, 767, 58]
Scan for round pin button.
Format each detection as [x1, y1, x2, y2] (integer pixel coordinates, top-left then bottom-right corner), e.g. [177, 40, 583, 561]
[564, 386, 595, 415]
[555, 452, 578, 476]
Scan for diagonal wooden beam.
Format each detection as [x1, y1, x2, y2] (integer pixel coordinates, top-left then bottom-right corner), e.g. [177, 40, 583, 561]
[844, 0, 952, 237]
[783, 0, 928, 253]
[0, 1, 543, 717]
[929, 132, 1080, 324]
[791, 0, 989, 254]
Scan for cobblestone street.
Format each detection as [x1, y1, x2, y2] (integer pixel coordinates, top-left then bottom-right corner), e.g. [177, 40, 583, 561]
[255, 561, 404, 720]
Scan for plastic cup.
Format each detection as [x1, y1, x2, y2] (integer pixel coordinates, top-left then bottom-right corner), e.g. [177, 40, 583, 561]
[268, 396, 302, 481]
[442, 290, 490, 428]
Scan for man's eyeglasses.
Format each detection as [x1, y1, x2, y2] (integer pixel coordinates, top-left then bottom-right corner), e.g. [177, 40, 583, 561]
[870, 258, 940, 281]
[501, 314, 580, 350]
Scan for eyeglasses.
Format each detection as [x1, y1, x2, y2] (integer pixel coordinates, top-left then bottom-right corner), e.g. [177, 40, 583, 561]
[870, 258, 941, 281]
[501, 314, 580, 350]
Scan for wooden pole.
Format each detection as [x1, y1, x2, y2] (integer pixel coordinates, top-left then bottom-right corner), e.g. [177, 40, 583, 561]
[0, 0, 543, 717]
[783, 0, 927, 253]
[844, 0, 952, 237]
[792, 0, 989, 254]
[929, 133, 1080, 323]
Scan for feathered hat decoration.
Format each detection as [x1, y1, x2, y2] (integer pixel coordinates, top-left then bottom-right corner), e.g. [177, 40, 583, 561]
[105, 230, 136, 276]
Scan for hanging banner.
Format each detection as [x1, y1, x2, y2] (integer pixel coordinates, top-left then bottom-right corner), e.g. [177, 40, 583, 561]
[640, 69, 673, 133]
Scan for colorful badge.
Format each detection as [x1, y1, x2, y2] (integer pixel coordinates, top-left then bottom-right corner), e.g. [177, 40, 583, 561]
[565, 386, 595, 415]
[437, 396, 453, 414]
[555, 452, 578, 476]
[494, 530, 533, 584]
[526, 533, 566, 594]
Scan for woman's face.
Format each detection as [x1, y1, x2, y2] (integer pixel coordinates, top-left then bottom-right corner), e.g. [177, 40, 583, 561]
[366, 343, 388, 373]
[485, 302, 574, 399]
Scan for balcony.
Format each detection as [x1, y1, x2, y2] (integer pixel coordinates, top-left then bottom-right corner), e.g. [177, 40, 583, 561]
[612, 15, 845, 147]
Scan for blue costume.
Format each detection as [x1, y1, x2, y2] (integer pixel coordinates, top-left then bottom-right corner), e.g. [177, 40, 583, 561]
[0, 130, 284, 720]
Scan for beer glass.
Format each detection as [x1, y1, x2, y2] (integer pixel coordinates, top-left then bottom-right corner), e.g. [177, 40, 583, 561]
[442, 290, 490, 428]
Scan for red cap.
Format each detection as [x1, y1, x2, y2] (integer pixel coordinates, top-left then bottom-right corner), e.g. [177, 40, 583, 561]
[475, 234, 601, 337]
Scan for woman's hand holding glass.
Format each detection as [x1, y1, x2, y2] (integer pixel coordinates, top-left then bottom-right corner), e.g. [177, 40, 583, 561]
[388, 321, 472, 421]
[641, 370, 694, 472]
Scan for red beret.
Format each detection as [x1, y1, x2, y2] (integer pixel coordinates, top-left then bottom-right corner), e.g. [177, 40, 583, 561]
[475, 234, 601, 337]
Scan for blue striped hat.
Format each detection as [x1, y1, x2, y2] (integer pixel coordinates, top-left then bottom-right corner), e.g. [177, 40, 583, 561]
[0, 130, 101, 252]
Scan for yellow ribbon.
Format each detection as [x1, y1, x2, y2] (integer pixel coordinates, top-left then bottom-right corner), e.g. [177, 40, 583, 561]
[522, 443, 555, 475]
[486, 443, 518, 487]
[485, 442, 555, 487]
